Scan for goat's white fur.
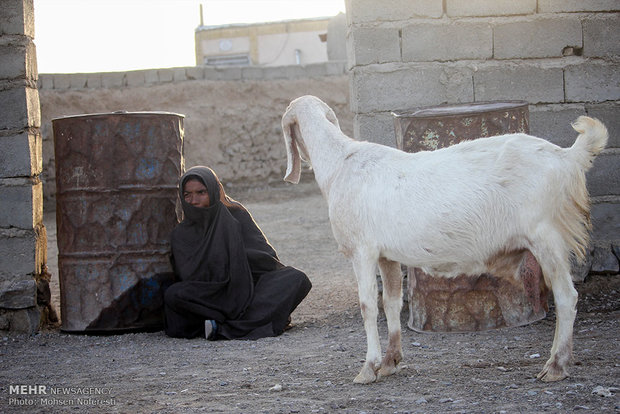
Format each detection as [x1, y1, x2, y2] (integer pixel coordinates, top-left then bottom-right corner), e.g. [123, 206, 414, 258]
[281, 95, 608, 384]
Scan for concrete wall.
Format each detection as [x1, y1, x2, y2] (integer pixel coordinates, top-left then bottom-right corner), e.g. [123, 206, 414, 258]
[0, 0, 50, 333]
[38, 62, 351, 206]
[38, 61, 348, 89]
[346, 0, 619, 278]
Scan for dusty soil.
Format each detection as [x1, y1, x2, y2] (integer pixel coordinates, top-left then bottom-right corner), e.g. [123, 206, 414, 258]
[2, 179, 619, 413]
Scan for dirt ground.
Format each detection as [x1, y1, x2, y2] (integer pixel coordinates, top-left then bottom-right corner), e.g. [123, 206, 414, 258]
[1, 179, 619, 413]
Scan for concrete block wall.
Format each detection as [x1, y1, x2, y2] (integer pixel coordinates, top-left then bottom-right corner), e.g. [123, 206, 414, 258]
[346, 0, 619, 278]
[37, 61, 348, 91]
[0, 0, 49, 333]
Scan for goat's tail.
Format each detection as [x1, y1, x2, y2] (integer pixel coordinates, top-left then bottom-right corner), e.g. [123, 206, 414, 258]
[558, 116, 607, 262]
[569, 116, 608, 171]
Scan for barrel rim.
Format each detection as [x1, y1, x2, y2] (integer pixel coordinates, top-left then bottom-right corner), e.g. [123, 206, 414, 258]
[391, 100, 529, 119]
[52, 111, 185, 122]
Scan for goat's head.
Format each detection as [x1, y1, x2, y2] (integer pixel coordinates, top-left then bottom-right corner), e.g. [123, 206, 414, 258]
[281, 95, 340, 183]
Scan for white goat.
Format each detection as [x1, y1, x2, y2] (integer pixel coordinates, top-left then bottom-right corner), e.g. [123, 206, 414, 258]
[281, 95, 608, 384]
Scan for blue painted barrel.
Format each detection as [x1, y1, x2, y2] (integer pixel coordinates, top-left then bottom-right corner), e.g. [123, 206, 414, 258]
[52, 111, 184, 332]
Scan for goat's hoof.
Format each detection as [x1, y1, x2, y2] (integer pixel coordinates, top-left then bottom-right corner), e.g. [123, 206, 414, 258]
[353, 363, 378, 384]
[378, 363, 401, 378]
[537, 364, 568, 382]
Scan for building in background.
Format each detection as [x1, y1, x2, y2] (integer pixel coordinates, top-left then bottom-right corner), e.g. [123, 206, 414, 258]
[195, 11, 346, 67]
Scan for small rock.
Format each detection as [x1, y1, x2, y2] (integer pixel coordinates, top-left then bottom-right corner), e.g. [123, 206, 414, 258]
[497, 366, 508, 372]
[439, 398, 453, 403]
[592, 386, 613, 397]
[529, 353, 540, 359]
[269, 383, 283, 392]
[415, 398, 427, 404]
[411, 342, 421, 347]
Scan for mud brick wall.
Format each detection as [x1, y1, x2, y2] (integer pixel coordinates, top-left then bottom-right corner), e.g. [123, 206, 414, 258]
[345, 0, 619, 277]
[0, 0, 49, 333]
[37, 62, 351, 208]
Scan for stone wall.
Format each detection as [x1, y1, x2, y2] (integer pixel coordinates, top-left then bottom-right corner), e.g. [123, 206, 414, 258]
[0, 0, 49, 332]
[38, 62, 351, 206]
[346, 0, 619, 277]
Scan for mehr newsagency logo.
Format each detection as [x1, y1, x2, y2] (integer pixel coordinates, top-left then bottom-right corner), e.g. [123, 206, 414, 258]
[7, 384, 116, 407]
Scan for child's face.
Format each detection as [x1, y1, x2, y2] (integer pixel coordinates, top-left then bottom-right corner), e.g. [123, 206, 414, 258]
[183, 179, 210, 208]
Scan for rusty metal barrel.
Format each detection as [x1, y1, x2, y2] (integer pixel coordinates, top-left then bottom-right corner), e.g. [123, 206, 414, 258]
[392, 101, 549, 333]
[394, 101, 530, 152]
[52, 111, 184, 332]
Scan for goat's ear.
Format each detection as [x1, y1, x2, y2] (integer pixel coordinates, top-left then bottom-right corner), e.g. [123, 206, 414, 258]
[282, 115, 302, 184]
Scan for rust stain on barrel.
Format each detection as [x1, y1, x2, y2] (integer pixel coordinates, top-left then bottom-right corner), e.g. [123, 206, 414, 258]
[53, 112, 184, 332]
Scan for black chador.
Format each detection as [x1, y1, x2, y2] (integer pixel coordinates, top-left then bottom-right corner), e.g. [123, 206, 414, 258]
[164, 166, 312, 340]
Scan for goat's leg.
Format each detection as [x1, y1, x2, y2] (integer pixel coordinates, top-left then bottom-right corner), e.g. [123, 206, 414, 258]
[352, 254, 382, 384]
[533, 247, 577, 382]
[377, 257, 404, 378]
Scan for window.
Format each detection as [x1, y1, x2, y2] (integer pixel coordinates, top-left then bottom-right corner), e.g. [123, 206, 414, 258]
[204, 54, 251, 66]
